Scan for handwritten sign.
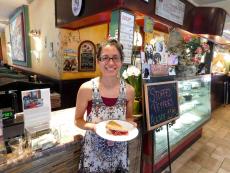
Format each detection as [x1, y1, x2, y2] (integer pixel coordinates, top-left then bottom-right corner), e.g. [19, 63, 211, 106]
[144, 81, 179, 131]
[155, 0, 185, 25]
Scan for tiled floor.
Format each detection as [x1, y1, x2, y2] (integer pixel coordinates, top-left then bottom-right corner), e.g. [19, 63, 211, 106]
[169, 105, 230, 173]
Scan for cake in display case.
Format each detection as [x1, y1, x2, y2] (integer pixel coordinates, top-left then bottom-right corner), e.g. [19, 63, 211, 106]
[154, 74, 211, 163]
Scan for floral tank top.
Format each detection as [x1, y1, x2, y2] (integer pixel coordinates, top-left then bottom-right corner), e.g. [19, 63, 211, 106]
[78, 77, 129, 173]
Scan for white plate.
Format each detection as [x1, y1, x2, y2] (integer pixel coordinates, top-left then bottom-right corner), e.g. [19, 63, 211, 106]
[95, 120, 139, 142]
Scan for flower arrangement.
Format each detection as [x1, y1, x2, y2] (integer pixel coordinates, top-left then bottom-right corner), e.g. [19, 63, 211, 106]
[168, 34, 210, 66]
[122, 65, 141, 98]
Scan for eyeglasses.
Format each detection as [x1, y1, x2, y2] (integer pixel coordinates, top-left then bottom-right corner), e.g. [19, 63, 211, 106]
[99, 56, 121, 63]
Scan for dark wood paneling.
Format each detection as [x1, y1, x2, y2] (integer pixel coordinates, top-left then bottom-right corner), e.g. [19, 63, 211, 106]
[0, 38, 3, 61]
[55, 0, 122, 29]
[55, 0, 187, 30]
[59, 78, 89, 109]
[211, 74, 227, 111]
[184, 7, 226, 35]
[56, 0, 226, 38]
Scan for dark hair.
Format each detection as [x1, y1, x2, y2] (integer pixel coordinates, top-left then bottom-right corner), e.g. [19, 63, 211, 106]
[97, 39, 124, 61]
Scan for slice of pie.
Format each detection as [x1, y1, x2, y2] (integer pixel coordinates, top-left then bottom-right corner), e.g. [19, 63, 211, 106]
[106, 120, 128, 136]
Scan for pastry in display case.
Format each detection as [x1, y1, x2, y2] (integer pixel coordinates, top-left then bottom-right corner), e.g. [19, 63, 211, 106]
[154, 74, 211, 163]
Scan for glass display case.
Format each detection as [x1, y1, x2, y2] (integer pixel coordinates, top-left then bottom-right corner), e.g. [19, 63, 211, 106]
[154, 74, 211, 163]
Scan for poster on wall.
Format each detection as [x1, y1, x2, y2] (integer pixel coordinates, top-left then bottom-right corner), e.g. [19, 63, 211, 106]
[155, 0, 185, 25]
[144, 16, 154, 33]
[109, 10, 135, 64]
[78, 40, 96, 72]
[119, 11, 135, 64]
[63, 49, 78, 72]
[9, 5, 31, 67]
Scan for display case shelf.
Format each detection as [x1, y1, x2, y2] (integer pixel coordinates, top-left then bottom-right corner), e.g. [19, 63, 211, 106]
[154, 74, 211, 163]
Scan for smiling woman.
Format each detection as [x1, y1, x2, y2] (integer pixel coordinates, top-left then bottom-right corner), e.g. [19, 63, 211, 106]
[75, 39, 136, 172]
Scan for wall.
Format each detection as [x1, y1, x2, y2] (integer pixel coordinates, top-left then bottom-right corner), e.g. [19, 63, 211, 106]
[0, 31, 8, 64]
[59, 23, 108, 80]
[3, 0, 108, 80]
[26, 0, 60, 79]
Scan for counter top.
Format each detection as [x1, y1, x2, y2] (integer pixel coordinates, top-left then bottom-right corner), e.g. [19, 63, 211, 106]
[0, 107, 142, 173]
[0, 107, 85, 172]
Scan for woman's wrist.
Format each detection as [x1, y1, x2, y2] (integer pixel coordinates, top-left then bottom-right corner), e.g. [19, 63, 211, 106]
[85, 123, 96, 131]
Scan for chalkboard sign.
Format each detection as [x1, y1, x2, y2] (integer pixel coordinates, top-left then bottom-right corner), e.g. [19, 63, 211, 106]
[144, 81, 179, 131]
[78, 40, 96, 71]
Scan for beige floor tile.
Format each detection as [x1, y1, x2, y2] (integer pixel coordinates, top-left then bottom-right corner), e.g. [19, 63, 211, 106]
[174, 161, 201, 173]
[175, 148, 197, 165]
[220, 158, 230, 171]
[172, 105, 230, 173]
[218, 168, 230, 173]
[198, 143, 216, 154]
[211, 153, 225, 162]
[213, 147, 230, 159]
[198, 168, 216, 173]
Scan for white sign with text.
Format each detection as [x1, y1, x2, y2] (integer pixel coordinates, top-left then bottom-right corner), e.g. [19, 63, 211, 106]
[22, 88, 51, 132]
[155, 0, 185, 25]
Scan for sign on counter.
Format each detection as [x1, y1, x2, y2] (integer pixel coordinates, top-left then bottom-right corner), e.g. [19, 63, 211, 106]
[144, 81, 179, 131]
[22, 88, 51, 132]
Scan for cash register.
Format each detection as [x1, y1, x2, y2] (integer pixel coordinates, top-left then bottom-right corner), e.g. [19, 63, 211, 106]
[0, 92, 24, 143]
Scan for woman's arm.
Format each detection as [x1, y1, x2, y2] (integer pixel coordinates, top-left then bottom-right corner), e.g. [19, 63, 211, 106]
[74, 82, 96, 131]
[125, 83, 137, 126]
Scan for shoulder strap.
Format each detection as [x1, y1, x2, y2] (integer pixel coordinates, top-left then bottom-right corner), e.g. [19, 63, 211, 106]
[119, 79, 127, 99]
[91, 78, 102, 105]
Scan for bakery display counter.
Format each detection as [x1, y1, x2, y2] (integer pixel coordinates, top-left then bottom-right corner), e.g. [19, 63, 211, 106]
[0, 108, 142, 173]
[142, 75, 211, 173]
[155, 75, 211, 163]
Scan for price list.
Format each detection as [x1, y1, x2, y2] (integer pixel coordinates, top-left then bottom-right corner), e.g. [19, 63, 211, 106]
[119, 11, 135, 64]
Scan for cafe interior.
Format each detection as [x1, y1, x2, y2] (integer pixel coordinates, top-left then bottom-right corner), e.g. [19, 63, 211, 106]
[0, 0, 230, 172]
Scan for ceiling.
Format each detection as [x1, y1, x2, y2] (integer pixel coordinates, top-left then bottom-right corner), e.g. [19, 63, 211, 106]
[0, 0, 230, 33]
[0, 0, 30, 32]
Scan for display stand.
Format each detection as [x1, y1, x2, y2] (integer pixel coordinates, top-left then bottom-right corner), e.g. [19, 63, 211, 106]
[165, 123, 172, 173]
[144, 81, 179, 173]
[152, 123, 172, 173]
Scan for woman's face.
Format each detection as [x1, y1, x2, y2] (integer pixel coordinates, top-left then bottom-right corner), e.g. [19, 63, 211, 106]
[98, 45, 122, 77]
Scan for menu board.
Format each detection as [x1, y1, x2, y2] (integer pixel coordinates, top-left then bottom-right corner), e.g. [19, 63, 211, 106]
[155, 0, 185, 25]
[144, 81, 179, 131]
[119, 11, 135, 64]
[109, 10, 134, 64]
[78, 40, 96, 71]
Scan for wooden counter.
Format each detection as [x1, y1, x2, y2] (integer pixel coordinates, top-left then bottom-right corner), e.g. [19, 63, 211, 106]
[0, 108, 142, 173]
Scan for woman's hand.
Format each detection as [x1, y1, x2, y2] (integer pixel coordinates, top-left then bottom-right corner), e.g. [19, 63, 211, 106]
[126, 119, 137, 128]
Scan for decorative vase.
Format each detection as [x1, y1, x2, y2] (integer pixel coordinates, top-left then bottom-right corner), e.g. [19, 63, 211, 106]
[176, 65, 197, 77]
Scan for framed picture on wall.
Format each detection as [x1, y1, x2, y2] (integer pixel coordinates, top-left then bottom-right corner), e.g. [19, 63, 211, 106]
[78, 40, 96, 72]
[9, 5, 31, 67]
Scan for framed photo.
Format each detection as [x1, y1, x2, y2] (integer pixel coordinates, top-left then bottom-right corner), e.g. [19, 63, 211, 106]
[78, 40, 96, 72]
[9, 5, 31, 67]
